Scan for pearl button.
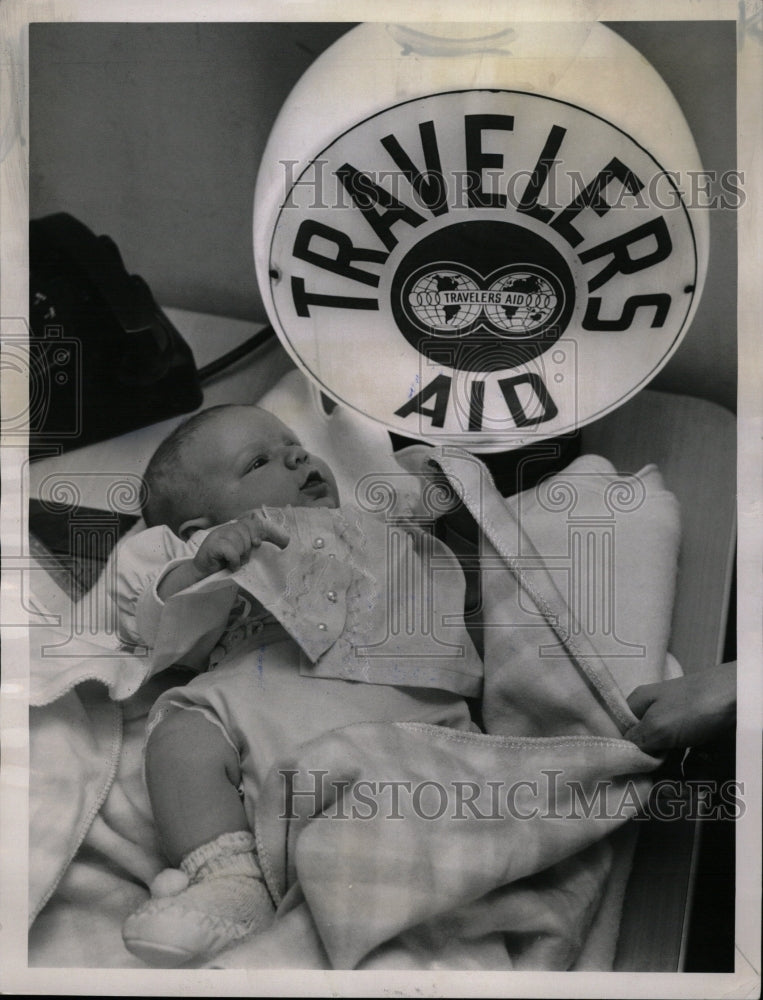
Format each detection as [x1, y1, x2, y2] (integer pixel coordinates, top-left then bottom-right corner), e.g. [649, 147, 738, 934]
[326, 590, 337, 603]
[318, 622, 328, 631]
[313, 537, 325, 549]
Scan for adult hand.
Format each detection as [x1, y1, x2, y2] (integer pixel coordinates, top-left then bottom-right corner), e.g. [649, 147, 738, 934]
[625, 661, 736, 753]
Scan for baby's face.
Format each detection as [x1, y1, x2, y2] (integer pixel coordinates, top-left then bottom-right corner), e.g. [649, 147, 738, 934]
[182, 406, 339, 524]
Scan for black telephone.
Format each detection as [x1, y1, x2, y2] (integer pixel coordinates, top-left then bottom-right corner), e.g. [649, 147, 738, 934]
[28, 213, 204, 458]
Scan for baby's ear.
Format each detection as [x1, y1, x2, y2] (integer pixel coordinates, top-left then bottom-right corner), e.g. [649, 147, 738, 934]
[178, 515, 213, 541]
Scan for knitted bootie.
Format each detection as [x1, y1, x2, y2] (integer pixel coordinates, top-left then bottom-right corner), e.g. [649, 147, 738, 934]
[122, 830, 274, 966]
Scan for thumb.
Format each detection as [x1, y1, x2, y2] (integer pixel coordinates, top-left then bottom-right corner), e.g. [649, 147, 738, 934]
[626, 683, 658, 719]
[261, 520, 290, 549]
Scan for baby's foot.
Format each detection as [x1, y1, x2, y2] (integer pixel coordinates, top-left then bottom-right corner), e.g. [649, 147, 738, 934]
[122, 831, 274, 967]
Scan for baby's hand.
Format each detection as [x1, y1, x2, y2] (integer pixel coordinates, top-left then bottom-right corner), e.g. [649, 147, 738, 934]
[193, 512, 290, 576]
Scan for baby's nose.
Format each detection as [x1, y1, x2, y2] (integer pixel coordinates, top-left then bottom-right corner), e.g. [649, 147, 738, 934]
[284, 445, 309, 468]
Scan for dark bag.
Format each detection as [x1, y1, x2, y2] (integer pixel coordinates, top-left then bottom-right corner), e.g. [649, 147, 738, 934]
[28, 212, 203, 458]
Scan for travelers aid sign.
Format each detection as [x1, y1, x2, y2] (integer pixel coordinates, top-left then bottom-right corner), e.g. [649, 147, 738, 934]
[254, 23, 709, 450]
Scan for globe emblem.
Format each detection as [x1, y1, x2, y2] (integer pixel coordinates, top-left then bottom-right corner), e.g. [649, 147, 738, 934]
[407, 269, 481, 334]
[484, 271, 561, 336]
[392, 223, 575, 371]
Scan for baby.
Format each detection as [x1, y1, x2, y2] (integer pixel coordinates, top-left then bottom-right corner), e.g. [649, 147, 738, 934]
[114, 403, 483, 966]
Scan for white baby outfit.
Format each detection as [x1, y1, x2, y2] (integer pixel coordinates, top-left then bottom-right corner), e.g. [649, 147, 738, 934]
[112, 501, 483, 822]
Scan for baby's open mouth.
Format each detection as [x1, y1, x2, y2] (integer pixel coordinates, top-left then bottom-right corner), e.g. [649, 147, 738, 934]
[299, 469, 329, 499]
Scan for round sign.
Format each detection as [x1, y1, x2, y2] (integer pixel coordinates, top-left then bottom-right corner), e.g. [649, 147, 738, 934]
[254, 22, 709, 450]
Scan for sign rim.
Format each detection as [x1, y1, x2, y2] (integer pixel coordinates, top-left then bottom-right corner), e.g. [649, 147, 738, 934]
[264, 87, 700, 449]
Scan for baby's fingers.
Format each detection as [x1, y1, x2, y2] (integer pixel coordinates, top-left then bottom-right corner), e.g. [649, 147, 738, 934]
[215, 537, 248, 571]
[240, 514, 290, 550]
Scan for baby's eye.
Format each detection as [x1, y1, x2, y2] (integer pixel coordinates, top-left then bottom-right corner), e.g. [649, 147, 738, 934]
[246, 456, 268, 473]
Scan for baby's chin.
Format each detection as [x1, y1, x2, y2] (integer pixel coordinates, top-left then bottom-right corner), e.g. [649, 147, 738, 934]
[298, 495, 340, 509]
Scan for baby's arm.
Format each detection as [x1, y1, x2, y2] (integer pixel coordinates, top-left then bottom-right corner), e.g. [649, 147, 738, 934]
[156, 512, 291, 601]
[110, 525, 194, 648]
[111, 512, 289, 657]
